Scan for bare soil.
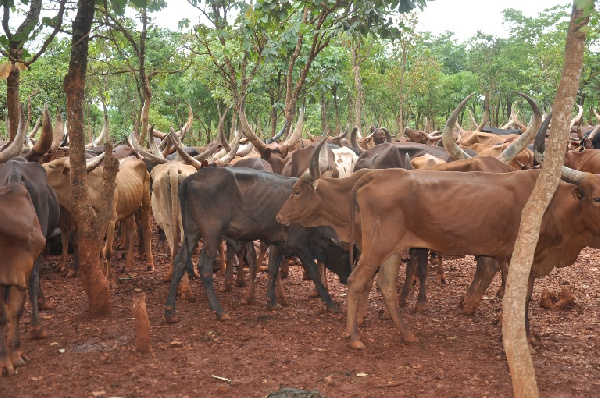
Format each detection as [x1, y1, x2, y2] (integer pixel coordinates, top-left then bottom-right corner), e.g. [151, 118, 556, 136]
[3, 227, 600, 398]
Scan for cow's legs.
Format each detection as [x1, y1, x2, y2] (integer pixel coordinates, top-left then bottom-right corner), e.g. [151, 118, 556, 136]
[376, 255, 416, 342]
[346, 258, 380, 349]
[103, 219, 117, 282]
[220, 243, 236, 292]
[28, 257, 45, 338]
[123, 216, 136, 273]
[0, 286, 14, 376]
[413, 249, 428, 312]
[461, 256, 501, 315]
[57, 228, 70, 273]
[297, 252, 339, 312]
[141, 187, 154, 271]
[197, 238, 229, 319]
[357, 275, 375, 326]
[431, 252, 446, 285]
[237, 242, 253, 287]
[165, 231, 200, 323]
[7, 286, 27, 370]
[266, 246, 287, 309]
[398, 248, 428, 312]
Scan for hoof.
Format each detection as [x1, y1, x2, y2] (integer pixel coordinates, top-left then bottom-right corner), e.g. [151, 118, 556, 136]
[1, 364, 15, 377]
[350, 340, 366, 350]
[216, 312, 231, 321]
[219, 284, 232, 293]
[66, 270, 77, 278]
[413, 303, 427, 313]
[267, 303, 283, 311]
[164, 313, 180, 324]
[308, 290, 320, 298]
[31, 326, 47, 339]
[11, 354, 28, 367]
[403, 332, 418, 343]
[241, 297, 254, 305]
[326, 302, 340, 313]
[437, 277, 448, 285]
[146, 265, 155, 272]
[38, 300, 54, 311]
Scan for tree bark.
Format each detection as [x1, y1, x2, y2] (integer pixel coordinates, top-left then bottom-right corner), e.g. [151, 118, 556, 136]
[502, 3, 592, 397]
[63, 0, 116, 316]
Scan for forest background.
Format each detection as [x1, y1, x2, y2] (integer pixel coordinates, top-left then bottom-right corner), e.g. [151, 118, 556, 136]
[1, 0, 598, 146]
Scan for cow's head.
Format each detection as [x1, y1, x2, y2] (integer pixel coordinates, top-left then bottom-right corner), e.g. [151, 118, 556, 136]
[277, 133, 330, 227]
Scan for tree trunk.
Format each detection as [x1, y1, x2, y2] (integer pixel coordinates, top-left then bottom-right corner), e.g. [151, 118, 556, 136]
[352, 43, 363, 136]
[63, 0, 115, 316]
[6, 66, 20, 140]
[332, 85, 340, 134]
[502, 3, 591, 397]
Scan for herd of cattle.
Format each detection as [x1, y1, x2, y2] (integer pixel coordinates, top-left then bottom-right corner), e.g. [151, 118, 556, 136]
[2, 92, 600, 375]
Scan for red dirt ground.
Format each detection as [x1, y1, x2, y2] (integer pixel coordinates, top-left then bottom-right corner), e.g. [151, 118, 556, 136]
[2, 228, 600, 397]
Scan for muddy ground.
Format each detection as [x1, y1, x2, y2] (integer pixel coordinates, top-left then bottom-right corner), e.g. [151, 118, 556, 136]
[2, 228, 600, 397]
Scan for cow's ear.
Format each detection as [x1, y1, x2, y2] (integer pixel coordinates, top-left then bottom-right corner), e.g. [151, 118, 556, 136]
[310, 179, 319, 192]
[571, 186, 585, 201]
[262, 148, 272, 160]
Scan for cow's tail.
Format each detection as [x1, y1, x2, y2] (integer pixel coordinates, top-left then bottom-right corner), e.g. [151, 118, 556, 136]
[169, 170, 180, 258]
[178, 175, 193, 275]
[349, 173, 371, 270]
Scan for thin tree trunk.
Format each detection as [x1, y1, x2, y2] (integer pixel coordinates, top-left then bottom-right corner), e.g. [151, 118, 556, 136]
[63, 0, 116, 316]
[352, 43, 363, 136]
[502, 3, 591, 397]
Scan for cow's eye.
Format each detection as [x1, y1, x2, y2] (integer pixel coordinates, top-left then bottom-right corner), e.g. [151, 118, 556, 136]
[293, 189, 300, 196]
[594, 198, 600, 203]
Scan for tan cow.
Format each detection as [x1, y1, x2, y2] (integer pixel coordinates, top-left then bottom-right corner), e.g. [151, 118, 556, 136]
[44, 156, 153, 280]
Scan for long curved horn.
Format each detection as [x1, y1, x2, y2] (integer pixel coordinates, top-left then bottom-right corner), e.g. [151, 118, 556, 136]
[533, 112, 552, 164]
[128, 132, 168, 164]
[530, 112, 586, 183]
[86, 152, 106, 172]
[170, 131, 206, 170]
[93, 111, 109, 146]
[266, 121, 286, 144]
[404, 153, 412, 170]
[497, 92, 542, 164]
[235, 142, 254, 157]
[380, 127, 392, 143]
[27, 115, 41, 140]
[24, 104, 53, 161]
[0, 106, 26, 163]
[308, 130, 330, 181]
[349, 126, 364, 153]
[239, 100, 269, 156]
[570, 104, 583, 130]
[280, 107, 305, 151]
[177, 103, 194, 140]
[51, 107, 65, 151]
[442, 93, 475, 160]
[147, 125, 165, 159]
[215, 128, 242, 166]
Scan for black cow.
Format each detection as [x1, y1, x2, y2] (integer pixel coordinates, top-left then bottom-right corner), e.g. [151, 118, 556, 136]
[164, 167, 351, 322]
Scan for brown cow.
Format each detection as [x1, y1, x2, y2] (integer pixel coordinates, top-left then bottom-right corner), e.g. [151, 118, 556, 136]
[0, 182, 46, 376]
[343, 165, 600, 349]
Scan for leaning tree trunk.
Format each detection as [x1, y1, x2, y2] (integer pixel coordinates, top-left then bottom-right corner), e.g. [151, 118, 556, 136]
[502, 3, 592, 396]
[63, 0, 117, 316]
